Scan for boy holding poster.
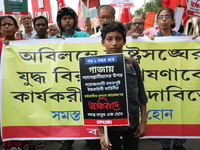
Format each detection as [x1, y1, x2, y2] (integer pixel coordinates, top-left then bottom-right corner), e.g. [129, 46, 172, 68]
[98, 21, 148, 150]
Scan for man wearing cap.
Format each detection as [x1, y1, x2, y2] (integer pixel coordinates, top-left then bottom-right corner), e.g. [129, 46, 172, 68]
[54, 7, 100, 150]
[53, 7, 89, 38]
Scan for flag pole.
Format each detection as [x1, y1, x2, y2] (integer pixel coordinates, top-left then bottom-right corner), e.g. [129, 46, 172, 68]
[57, 0, 59, 11]
[143, 0, 146, 12]
[104, 126, 108, 147]
[118, 7, 122, 21]
[87, 0, 89, 17]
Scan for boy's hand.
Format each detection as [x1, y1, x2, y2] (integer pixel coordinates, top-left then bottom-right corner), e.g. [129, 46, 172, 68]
[134, 122, 146, 137]
[100, 134, 112, 150]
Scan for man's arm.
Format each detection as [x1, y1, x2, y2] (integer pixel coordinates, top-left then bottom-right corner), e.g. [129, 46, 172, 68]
[85, 17, 94, 35]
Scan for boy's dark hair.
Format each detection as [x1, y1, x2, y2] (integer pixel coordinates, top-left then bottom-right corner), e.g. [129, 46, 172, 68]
[33, 15, 48, 26]
[101, 21, 126, 41]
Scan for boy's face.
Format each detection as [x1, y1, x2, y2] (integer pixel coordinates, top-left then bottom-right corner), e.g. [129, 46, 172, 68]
[101, 31, 126, 54]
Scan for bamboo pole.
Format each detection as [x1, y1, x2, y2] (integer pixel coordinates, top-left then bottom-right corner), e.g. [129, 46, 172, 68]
[143, 0, 146, 12]
[57, 0, 59, 11]
[86, 0, 89, 17]
[94, 22, 97, 34]
[118, 7, 122, 21]
[104, 126, 108, 146]
[192, 17, 198, 35]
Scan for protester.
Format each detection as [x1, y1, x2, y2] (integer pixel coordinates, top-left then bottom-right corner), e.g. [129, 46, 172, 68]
[0, 15, 30, 150]
[148, 7, 187, 150]
[99, 20, 148, 150]
[30, 15, 52, 148]
[125, 22, 133, 35]
[32, 15, 51, 39]
[20, 13, 36, 39]
[53, 7, 89, 39]
[53, 6, 99, 150]
[129, 16, 145, 38]
[0, 15, 24, 51]
[48, 23, 59, 37]
[89, 5, 115, 37]
[148, 8, 186, 40]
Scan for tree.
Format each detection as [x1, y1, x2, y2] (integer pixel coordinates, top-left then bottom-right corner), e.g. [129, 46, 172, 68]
[133, 0, 162, 16]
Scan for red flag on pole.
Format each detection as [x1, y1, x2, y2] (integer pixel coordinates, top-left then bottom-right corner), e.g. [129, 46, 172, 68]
[82, 0, 100, 8]
[120, 8, 132, 23]
[162, 0, 181, 10]
[162, 0, 169, 8]
[180, 0, 188, 26]
[77, 0, 85, 29]
[58, 0, 66, 8]
[162, 0, 189, 26]
[31, 0, 53, 23]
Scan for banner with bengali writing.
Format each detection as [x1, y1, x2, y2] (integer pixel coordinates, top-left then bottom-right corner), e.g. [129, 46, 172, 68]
[1, 36, 200, 141]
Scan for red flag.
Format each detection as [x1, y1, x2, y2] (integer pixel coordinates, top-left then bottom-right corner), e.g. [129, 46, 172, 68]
[144, 12, 156, 29]
[82, 0, 100, 8]
[180, 0, 188, 26]
[120, 8, 132, 23]
[162, 0, 169, 8]
[58, 0, 66, 8]
[77, 0, 85, 29]
[31, 0, 53, 23]
[162, 0, 189, 27]
[162, 0, 181, 10]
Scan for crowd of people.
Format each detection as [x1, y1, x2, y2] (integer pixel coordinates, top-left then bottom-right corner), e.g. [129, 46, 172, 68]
[0, 4, 198, 150]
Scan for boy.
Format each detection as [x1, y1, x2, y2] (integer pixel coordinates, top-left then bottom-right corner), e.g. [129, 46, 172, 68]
[99, 21, 148, 150]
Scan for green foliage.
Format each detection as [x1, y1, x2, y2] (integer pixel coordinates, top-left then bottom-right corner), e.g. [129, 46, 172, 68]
[133, 0, 162, 16]
[133, 8, 143, 17]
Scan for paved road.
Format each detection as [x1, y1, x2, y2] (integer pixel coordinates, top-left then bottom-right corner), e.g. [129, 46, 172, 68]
[23, 139, 200, 150]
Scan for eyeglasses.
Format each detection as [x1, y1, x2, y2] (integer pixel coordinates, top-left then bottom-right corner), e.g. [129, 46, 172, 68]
[21, 17, 32, 20]
[157, 15, 171, 19]
[98, 16, 113, 20]
[132, 22, 144, 26]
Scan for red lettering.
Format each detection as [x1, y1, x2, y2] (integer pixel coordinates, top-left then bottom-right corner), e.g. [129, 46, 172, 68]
[88, 97, 121, 111]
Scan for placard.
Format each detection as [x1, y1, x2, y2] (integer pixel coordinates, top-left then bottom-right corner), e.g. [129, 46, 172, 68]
[79, 54, 129, 126]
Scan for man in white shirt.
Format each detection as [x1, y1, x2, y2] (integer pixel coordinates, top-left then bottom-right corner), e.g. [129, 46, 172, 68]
[20, 13, 36, 39]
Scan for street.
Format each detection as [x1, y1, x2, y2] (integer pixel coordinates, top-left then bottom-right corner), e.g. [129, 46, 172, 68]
[14, 139, 199, 150]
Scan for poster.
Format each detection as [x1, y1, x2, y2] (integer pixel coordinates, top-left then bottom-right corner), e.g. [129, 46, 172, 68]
[187, 0, 200, 17]
[79, 54, 129, 126]
[4, 0, 28, 15]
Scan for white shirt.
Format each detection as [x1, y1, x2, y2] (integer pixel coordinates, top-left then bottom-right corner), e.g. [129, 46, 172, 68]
[21, 30, 37, 39]
[90, 31, 101, 37]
